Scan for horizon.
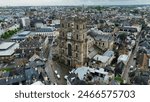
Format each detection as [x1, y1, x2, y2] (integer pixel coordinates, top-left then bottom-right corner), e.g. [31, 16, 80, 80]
[1, 4, 150, 7]
[0, 0, 150, 7]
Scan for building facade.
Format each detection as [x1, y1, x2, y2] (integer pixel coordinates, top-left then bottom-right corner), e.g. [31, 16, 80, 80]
[59, 16, 88, 67]
[21, 17, 30, 28]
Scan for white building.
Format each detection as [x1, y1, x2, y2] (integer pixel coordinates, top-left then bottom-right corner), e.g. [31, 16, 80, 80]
[0, 42, 19, 62]
[35, 22, 44, 28]
[67, 66, 114, 85]
[93, 50, 115, 67]
[52, 20, 60, 25]
[21, 17, 30, 27]
[33, 27, 59, 38]
[117, 54, 129, 65]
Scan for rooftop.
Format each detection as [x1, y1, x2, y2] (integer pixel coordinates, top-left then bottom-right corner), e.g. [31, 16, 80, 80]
[36, 27, 54, 32]
[94, 34, 113, 41]
[118, 54, 129, 63]
[93, 54, 110, 63]
[0, 42, 15, 50]
[11, 31, 31, 40]
[103, 50, 114, 57]
[74, 66, 108, 80]
[18, 31, 31, 36]
[0, 42, 19, 56]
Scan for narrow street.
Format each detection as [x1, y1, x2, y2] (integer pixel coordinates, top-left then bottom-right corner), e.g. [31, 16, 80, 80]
[45, 37, 57, 84]
[122, 31, 142, 83]
[44, 37, 68, 85]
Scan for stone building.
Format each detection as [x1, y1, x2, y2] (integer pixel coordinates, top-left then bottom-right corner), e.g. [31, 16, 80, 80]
[87, 30, 114, 51]
[59, 16, 88, 67]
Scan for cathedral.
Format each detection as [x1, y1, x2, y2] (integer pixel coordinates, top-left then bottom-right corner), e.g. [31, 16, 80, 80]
[58, 16, 88, 67]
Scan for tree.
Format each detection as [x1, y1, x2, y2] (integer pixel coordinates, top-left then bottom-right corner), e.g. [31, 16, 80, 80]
[118, 33, 127, 41]
[114, 75, 123, 84]
[0, 28, 21, 39]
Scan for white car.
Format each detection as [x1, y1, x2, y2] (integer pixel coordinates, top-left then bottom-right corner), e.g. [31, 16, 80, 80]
[64, 75, 68, 80]
[54, 70, 58, 74]
[43, 58, 47, 62]
[57, 74, 60, 79]
[129, 66, 136, 73]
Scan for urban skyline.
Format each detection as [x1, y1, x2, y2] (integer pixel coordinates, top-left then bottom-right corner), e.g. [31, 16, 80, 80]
[1, 2, 150, 85]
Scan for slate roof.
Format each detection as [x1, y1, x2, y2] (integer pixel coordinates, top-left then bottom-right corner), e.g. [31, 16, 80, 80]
[67, 73, 87, 85]
[87, 30, 113, 42]
[36, 28, 53, 32]
[11, 31, 31, 41]
[134, 75, 150, 85]
[28, 60, 45, 68]
[29, 53, 41, 62]
[25, 68, 39, 81]
[19, 39, 41, 48]
[139, 40, 150, 49]
[0, 75, 25, 85]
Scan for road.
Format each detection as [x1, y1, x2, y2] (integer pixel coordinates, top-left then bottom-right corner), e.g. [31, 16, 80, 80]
[122, 31, 142, 84]
[45, 37, 57, 84]
[44, 37, 68, 85]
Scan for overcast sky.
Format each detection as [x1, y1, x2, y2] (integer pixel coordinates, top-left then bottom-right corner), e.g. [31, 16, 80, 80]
[0, 0, 150, 6]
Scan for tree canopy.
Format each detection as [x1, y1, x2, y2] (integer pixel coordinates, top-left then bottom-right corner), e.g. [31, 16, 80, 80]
[118, 33, 127, 41]
[0, 28, 21, 39]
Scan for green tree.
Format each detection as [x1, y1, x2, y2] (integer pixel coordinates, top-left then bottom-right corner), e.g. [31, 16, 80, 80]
[118, 33, 127, 41]
[114, 75, 123, 84]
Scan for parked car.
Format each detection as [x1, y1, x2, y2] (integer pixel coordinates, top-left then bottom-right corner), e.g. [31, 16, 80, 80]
[129, 66, 136, 73]
[43, 58, 47, 62]
[57, 74, 60, 79]
[54, 70, 58, 74]
[64, 75, 68, 80]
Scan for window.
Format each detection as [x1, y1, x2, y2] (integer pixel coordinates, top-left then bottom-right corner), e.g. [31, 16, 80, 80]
[62, 23, 64, 28]
[67, 60, 71, 66]
[76, 25, 79, 30]
[83, 24, 85, 29]
[76, 34, 78, 40]
[76, 53, 78, 57]
[62, 32, 64, 37]
[68, 23, 70, 27]
[76, 45, 78, 50]
[103, 43, 104, 46]
[68, 44, 72, 56]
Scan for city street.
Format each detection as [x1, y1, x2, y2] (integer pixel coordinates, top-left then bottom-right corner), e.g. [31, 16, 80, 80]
[122, 31, 142, 83]
[44, 37, 68, 85]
